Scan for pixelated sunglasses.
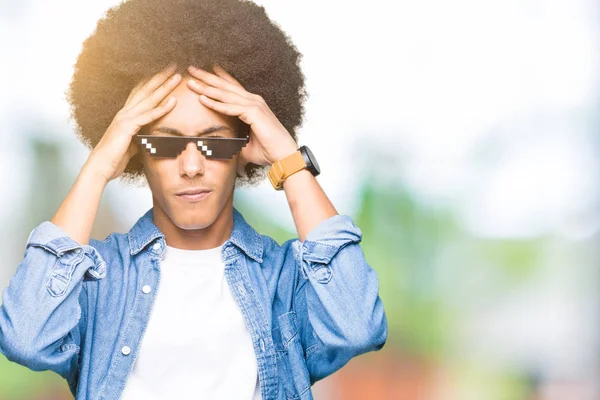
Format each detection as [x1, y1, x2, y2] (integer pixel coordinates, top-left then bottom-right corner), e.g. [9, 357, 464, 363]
[135, 134, 249, 159]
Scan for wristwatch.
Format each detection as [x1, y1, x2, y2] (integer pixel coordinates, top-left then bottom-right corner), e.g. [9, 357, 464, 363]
[267, 145, 320, 190]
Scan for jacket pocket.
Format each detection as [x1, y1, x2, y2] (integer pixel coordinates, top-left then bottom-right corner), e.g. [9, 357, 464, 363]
[273, 311, 312, 400]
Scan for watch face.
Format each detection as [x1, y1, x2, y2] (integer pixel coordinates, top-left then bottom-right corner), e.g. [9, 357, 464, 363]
[300, 145, 320, 176]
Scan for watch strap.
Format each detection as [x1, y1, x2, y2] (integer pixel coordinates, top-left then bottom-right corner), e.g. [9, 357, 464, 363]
[267, 150, 306, 190]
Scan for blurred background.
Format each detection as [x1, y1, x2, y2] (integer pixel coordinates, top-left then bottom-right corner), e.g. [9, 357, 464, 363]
[1, 0, 599, 399]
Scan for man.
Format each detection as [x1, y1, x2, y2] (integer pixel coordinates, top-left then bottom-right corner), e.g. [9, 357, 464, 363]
[0, 0, 387, 399]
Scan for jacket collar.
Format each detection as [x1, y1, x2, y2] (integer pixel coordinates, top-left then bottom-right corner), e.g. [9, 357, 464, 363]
[127, 206, 264, 263]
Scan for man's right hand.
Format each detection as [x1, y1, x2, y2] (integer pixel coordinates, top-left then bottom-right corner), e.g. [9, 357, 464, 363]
[84, 64, 182, 184]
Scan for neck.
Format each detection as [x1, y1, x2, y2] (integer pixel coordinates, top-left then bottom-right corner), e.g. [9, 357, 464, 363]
[152, 197, 234, 251]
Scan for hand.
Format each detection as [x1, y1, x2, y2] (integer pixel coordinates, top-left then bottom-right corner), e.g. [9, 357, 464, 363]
[186, 65, 298, 177]
[83, 64, 182, 183]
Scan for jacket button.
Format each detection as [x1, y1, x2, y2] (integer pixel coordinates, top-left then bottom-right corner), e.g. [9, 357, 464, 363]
[152, 243, 161, 251]
[121, 346, 131, 355]
[142, 285, 152, 294]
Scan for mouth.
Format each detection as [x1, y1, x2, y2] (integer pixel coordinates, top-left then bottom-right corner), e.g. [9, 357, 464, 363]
[176, 188, 213, 203]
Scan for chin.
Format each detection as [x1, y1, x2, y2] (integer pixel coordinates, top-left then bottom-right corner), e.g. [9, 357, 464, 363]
[172, 209, 214, 230]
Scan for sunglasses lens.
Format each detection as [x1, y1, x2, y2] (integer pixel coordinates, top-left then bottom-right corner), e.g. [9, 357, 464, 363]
[137, 136, 248, 159]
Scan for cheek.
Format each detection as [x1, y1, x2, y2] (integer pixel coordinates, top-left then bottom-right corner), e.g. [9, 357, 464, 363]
[211, 160, 238, 182]
[143, 157, 174, 190]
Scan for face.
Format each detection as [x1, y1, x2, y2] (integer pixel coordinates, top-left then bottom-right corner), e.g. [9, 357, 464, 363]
[140, 74, 241, 232]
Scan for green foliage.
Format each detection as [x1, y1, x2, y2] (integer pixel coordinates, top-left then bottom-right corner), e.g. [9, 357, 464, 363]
[354, 180, 459, 358]
[0, 356, 66, 399]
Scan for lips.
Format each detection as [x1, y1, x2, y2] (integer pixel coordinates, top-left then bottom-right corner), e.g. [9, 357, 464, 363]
[176, 188, 212, 196]
[176, 188, 213, 202]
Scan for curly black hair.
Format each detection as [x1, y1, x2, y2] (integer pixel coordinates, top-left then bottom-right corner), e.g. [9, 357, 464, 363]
[66, 0, 307, 187]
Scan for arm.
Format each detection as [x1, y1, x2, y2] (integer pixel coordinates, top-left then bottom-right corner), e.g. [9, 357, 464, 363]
[51, 165, 108, 245]
[0, 219, 106, 383]
[0, 165, 108, 383]
[0, 65, 181, 386]
[283, 168, 388, 382]
[281, 168, 338, 242]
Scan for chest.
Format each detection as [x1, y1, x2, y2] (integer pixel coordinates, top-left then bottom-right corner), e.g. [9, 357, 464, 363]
[80, 248, 314, 400]
[141, 263, 250, 349]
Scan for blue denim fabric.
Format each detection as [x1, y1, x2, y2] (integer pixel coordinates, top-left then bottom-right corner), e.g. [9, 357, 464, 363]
[0, 207, 387, 399]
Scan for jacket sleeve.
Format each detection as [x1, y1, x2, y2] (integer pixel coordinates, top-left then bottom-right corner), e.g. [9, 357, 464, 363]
[0, 221, 106, 386]
[293, 214, 388, 383]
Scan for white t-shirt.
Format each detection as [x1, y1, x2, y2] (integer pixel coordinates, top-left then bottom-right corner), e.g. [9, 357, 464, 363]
[120, 244, 262, 400]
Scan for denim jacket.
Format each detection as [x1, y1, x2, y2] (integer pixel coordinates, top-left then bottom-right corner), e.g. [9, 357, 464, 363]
[0, 207, 387, 400]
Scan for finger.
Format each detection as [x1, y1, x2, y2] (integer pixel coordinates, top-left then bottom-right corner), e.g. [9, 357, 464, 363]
[134, 96, 177, 127]
[125, 64, 178, 109]
[125, 69, 163, 104]
[136, 64, 178, 97]
[125, 66, 173, 103]
[187, 79, 253, 106]
[212, 65, 243, 88]
[198, 95, 247, 119]
[187, 66, 251, 99]
[132, 72, 181, 114]
[126, 79, 148, 104]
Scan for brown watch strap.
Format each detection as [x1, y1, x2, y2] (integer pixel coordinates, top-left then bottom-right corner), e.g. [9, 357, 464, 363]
[268, 150, 306, 190]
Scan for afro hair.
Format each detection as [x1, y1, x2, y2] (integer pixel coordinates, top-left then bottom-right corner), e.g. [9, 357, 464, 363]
[66, 0, 307, 187]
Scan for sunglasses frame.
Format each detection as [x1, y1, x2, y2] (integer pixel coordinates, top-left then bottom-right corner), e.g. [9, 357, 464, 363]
[134, 134, 250, 159]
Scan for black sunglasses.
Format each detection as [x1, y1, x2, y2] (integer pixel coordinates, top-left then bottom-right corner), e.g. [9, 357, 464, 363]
[135, 134, 249, 159]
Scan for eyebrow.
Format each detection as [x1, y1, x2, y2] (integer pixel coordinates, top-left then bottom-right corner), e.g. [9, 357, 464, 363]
[151, 125, 233, 137]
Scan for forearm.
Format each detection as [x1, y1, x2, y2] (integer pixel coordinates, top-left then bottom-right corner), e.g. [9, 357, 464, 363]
[51, 163, 108, 245]
[282, 169, 338, 242]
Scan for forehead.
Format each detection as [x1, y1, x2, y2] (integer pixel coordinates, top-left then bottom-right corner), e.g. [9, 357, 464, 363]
[145, 74, 237, 132]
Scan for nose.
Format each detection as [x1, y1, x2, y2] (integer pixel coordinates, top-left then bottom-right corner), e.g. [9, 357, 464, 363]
[179, 140, 205, 178]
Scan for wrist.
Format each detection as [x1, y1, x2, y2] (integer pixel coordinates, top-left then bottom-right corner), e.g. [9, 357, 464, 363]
[80, 162, 110, 188]
[270, 141, 298, 165]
